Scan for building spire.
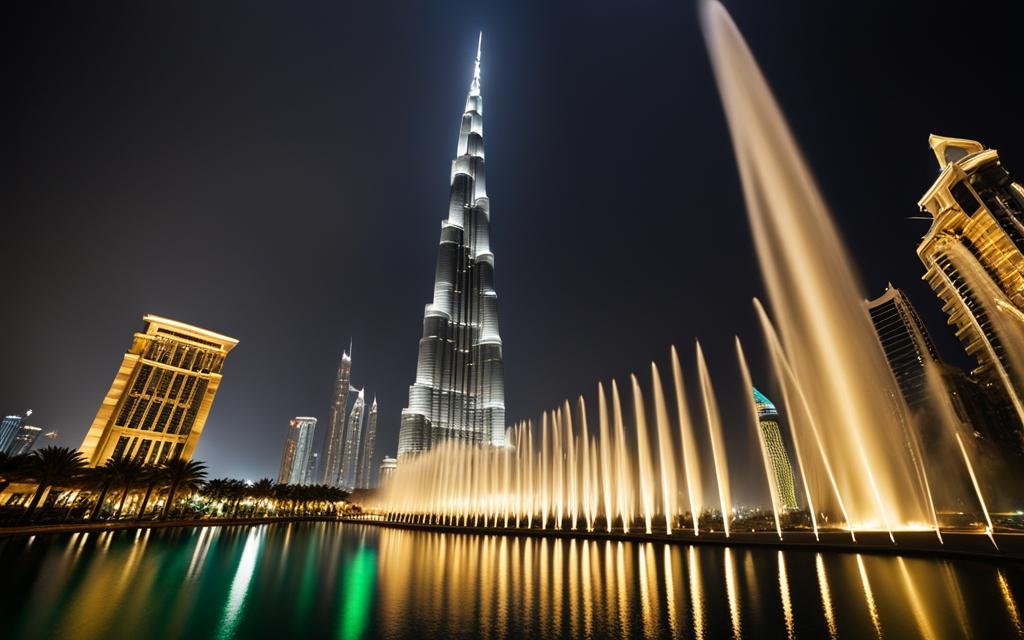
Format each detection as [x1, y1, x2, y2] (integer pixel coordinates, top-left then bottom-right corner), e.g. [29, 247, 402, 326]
[470, 32, 482, 97]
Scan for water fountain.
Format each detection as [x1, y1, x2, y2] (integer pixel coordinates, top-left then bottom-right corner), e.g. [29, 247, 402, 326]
[363, 0, 1008, 552]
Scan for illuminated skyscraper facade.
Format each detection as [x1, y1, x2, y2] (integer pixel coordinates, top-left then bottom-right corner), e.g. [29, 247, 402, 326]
[0, 411, 30, 454]
[78, 315, 238, 467]
[8, 425, 42, 456]
[356, 397, 379, 489]
[339, 388, 366, 490]
[917, 134, 1024, 450]
[322, 349, 352, 486]
[398, 35, 506, 458]
[278, 416, 317, 485]
[866, 284, 941, 412]
[752, 388, 798, 511]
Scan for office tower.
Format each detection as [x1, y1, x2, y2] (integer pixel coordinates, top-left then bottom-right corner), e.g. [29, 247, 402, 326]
[77, 313, 237, 464]
[752, 388, 799, 511]
[917, 134, 1024, 452]
[78, 314, 238, 467]
[398, 35, 506, 458]
[8, 425, 43, 456]
[0, 410, 30, 454]
[356, 397, 378, 489]
[277, 417, 317, 485]
[322, 349, 352, 486]
[339, 389, 366, 490]
[866, 284, 941, 412]
[305, 452, 320, 485]
[379, 456, 397, 487]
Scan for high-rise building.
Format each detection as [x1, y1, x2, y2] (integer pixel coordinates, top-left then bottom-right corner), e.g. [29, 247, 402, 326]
[322, 349, 352, 486]
[866, 284, 942, 412]
[277, 417, 317, 485]
[752, 388, 798, 511]
[917, 134, 1024, 451]
[339, 389, 366, 490]
[0, 410, 30, 454]
[305, 452, 320, 485]
[8, 425, 43, 456]
[356, 397, 378, 489]
[379, 456, 397, 487]
[78, 315, 238, 467]
[398, 35, 506, 458]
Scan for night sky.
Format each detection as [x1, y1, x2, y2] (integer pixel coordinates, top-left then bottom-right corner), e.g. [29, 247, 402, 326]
[5, 1, 1021, 489]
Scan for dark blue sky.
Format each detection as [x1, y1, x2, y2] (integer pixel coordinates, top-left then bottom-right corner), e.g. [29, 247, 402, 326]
[4, 0, 1020, 486]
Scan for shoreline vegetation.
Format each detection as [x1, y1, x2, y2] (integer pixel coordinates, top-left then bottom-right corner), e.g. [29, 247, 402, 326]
[0, 447, 352, 532]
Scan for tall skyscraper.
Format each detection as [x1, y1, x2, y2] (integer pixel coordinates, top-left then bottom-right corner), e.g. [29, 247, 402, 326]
[305, 452, 320, 485]
[866, 284, 941, 412]
[752, 388, 798, 511]
[277, 416, 317, 485]
[356, 397, 378, 489]
[79, 315, 238, 467]
[398, 35, 506, 458]
[917, 134, 1024, 451]
[322, 349, 352, 486]
[0, 411, 30, 454]
[8, 425, 43, 456]
[339, 388, 366, 490]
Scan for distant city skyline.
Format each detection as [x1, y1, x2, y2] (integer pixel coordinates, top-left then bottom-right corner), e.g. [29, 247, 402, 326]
[4, 0, 1020, 486]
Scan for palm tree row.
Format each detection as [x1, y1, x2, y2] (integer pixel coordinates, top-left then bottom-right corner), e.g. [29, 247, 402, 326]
[0, 447, 349, 525]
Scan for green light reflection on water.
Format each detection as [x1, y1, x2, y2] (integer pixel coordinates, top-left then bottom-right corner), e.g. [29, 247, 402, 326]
[337, 546, 377, 640]
[216, 528, 264, 639]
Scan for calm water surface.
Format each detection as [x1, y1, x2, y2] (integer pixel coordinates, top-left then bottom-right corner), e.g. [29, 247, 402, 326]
[1, 522, 1022, 639]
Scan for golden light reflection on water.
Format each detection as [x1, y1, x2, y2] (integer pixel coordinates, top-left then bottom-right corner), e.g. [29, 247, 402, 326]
[999, 568, 1024, 637]
[5, 524, 1024, 640]
[856, 554, 884, 638]
[724, 547, 742, 639]
[815, 553, 838, 640]
[777, 551, 794, 640]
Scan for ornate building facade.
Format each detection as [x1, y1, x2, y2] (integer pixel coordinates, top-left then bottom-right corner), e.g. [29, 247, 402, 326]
[398, 35, 506, 458]
[78, 315, 237, 467]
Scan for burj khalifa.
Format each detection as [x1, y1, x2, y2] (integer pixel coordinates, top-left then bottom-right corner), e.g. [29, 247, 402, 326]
[398, 35, 506, 458]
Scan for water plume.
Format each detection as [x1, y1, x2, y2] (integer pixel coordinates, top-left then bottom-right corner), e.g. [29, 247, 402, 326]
[701, 0, 930, 529]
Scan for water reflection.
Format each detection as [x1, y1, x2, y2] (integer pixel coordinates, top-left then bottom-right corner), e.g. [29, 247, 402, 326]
[0, 523, 1022, 639]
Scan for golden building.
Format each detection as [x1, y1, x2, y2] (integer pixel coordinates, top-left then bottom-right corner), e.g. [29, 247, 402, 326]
[79, 314, 238, 467]
[917, 135, 1024, 389]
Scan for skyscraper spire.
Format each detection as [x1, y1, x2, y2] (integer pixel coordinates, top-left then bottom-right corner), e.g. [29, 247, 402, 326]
[398, 35, 506, 458]
[470, 32, 482, 97]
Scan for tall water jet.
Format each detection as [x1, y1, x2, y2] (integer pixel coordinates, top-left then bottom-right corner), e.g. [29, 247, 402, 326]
[670, 346, 703, 534]
[736, 337, 783, 540]
[955, 431, 998, 549]
[651, 363, 678, 535]
[701, 0, 929, 528]
[611, 381, 633, 532]
[696, 341, 732, 537]
[597, 383, 615, 533]
[631, 374, 657, 534]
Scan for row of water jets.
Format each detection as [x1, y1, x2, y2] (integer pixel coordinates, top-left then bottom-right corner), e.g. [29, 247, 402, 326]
[371, 0, 1003, 549]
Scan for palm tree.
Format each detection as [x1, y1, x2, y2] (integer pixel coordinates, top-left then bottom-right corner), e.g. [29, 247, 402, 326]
[88, 453, 129, 520]
[134, 465, 164, 521]
[201, 478, 232, 517]
[19, 447, 88, 523]
[225, 479, 246, 517]
[111, 458, 147, 519]
[249, 478, 275, 517]
[159, 459, 208, 520]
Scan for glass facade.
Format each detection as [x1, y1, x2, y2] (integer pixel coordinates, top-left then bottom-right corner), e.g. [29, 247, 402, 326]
[398, 36, 506, 459]
[752, 388, 799, 511]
